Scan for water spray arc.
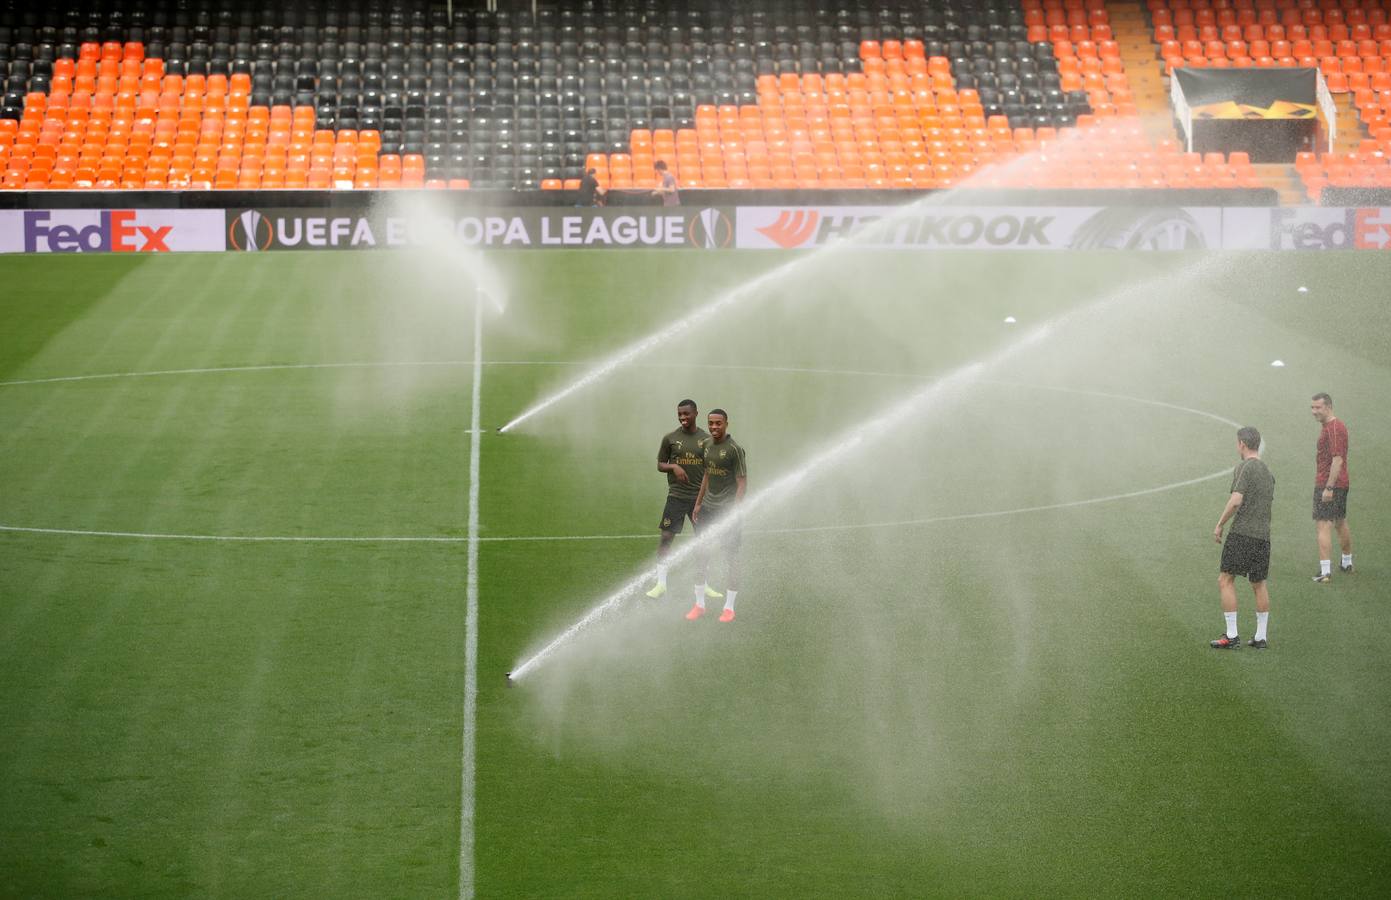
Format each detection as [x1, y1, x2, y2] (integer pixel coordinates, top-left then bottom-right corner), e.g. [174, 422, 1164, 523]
[506, 253, 1230, 683]
[496, 252, 809, 433]
[496, 219, 939, 435]
[494, 134, 1100, 436]
[494, 205, 947, 435]
[507, 341, 1017, 682]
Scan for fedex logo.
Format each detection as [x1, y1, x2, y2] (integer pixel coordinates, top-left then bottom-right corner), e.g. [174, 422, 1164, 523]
[1269, 207, 1391, 250]
[23, 210, 172, 253]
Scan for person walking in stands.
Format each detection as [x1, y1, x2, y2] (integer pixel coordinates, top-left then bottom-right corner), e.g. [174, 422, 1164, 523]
[1310, 392, 1354, 582]
[1211, 426, 1275, 650]
[653, 160, 680, 206]
[576, 167, 605, 207]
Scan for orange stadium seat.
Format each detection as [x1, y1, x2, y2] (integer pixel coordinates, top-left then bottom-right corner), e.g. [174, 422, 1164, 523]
[0, 0, 1347, 193]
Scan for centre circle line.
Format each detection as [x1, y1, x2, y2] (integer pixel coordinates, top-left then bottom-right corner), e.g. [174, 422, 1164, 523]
[0, 468, 1233, 546]
[0, 360, 1238, 544]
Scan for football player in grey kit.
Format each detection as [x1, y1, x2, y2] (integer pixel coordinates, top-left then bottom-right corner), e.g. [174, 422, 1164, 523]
[647, 399, 720, 603]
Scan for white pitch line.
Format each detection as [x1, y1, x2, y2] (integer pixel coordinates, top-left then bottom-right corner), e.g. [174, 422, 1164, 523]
[504, 468, 1237, 680]
[0, 364, 1238, 546]
[0, 524, 653, 542]
[459, 294, 483, 900]
[0, 359, 1240, 427]
[0, 524, 471, 543]
[0, 360, 469, 388]
[0, 361, 1242, 438]
[0, 467, 1237, 547]
[765, 467, 1233, 535]
[0, 359, 920, 390]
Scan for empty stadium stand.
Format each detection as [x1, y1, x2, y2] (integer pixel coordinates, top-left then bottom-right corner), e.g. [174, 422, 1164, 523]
[587, 0, 1135, 191]
[1148, 0, 1391, 76]
[1138, 0, 1391, 201]
[0, 0, 1381, 197]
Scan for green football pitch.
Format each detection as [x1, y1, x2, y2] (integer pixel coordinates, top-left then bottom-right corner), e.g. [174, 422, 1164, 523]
[2, 247, 1389, 898]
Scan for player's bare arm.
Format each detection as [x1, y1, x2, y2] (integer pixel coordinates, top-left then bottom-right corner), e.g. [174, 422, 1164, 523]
[1323, 455, 1343, 498]
[660, 459, 689, 482]
[693, 470, 711, 520]
[734, 475, 747, 503]
[1214, 491, 1244, 542]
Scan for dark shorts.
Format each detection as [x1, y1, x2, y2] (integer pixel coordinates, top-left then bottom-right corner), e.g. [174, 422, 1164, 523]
[660, 495, 697, 534]
[694, 501, 742, 547]
[1312, 487, 1348, 521]
[1221, 532, 1271, 583]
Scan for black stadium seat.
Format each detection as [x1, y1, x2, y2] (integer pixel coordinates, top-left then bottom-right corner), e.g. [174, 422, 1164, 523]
[0, 0, 1113, 190]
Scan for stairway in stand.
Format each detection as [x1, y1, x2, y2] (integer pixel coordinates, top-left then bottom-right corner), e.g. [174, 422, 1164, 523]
[1332, 93, 1365, 155]
[1104, 0, 1310, 204]
[1106, 0, 1176, 145]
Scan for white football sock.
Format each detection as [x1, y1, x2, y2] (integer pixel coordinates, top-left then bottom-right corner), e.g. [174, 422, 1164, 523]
[1224, 612, 1238, 639]
[656, 565, 668, 588]
[1320, 559, 1331, 576]
[1342, 553, 1353, 567]
[694, 584, 706, 609]
[724, 589, 737, 612]
[1255, 611, 1269, 642]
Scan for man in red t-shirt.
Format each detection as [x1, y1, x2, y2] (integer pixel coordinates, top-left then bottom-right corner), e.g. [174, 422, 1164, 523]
[1310, 392, 1354, 582]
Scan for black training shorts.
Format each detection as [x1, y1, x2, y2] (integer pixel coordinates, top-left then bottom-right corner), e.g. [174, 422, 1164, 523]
[1312, 487, 1348, 521]
[1221, 532, 1271, 583]
[660, 495, 697, 534]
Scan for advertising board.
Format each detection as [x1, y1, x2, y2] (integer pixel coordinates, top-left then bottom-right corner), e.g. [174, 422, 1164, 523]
[1258, 207, 1391, 250]
[3, 205, 1388, 254]
[222, 206, 737, 251]
[0, 209, 226, 253]
[735, 206, 1227, 250]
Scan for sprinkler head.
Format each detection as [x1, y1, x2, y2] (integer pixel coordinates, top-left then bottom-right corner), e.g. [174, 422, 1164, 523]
[505, 672, 515, 686]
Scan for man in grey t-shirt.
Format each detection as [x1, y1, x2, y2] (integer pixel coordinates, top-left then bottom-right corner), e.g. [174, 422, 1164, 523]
[1211, 426, 1275, 649]
[653, 160, 680, 207]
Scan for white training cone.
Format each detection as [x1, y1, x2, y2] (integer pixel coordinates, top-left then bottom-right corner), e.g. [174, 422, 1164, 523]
[1003, 316, 1017, 324]
[1271, 360, 1286, 367]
